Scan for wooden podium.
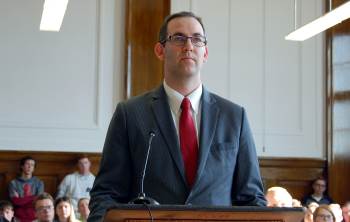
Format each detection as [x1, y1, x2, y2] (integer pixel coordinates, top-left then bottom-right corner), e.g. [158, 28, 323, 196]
[104, 204, 305, 222]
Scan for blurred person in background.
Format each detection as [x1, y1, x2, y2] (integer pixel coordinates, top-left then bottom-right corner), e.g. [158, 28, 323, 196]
[342, 201, 350, 222]
[292, 198, 302, 207]
[329, 203, 343, 222]
[265, 186, 293, 207]
[0, 200, 15, 222]
[8, 156, 44, 222]
[313, 205, 335, 222]
[34, 193, 55, 222]
[54, 197, 79, 222]
[77, 198, 90, 222]
[303, 177, 333, 206]
[56, 155, 95, 216]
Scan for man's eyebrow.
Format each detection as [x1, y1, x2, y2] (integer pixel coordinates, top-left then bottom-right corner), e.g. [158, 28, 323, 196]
[170, 32, 185, 36]
[192, 33, 205, 36]
[170, 32, 205, 36]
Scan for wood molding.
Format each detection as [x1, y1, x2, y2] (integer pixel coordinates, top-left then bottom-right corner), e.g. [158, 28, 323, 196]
[327, 0, 350, 205]
[124, 0, 170, 98]
[334, 91, 350, 101]
[104, 206, 304, 222]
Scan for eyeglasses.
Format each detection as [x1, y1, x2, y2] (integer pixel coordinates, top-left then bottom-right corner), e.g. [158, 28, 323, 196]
[316, 214, 332, 220]
[314, 183, 326, 187]
[36, 205, 53, 212]
[162, 34, 207, 47]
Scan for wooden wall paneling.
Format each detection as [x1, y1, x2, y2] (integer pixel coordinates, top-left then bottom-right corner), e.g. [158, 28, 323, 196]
[327, 0, 350, 205]
[125, 0, 170, 98]
[0, 151, 101, 200]
[0, 151, 326, 204]
[259, 158, 326, 201]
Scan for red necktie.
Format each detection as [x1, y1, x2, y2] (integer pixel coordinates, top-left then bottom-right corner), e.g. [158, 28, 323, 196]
[179, 97, 198, 187]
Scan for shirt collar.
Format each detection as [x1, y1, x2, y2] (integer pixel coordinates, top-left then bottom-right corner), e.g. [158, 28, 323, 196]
[163, 80, 202, 114]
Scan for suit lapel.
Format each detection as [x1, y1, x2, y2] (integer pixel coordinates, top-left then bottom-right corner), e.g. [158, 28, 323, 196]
[194, 88, 219, 187]
[151, 86, 187, 184]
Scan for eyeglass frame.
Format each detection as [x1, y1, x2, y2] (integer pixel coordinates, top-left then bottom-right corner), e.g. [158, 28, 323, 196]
[160, 33, 207, 47]
[36, 205, 54, 212]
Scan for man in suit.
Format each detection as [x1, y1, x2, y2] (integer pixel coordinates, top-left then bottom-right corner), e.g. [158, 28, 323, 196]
[88, 11, 266, 221]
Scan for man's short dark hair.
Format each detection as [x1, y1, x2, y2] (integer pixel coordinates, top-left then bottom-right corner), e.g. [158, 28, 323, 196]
[20, 156, 36, 170]
[158, 11, 206, 43]
[76, 154, 89, 163]
[0, 200, 13, 212]
[34, 192, 54, 209]
[313, 176, 327, 184]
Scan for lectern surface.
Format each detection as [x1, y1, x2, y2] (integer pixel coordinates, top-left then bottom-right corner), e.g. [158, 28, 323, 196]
[104, 204, 304, 222]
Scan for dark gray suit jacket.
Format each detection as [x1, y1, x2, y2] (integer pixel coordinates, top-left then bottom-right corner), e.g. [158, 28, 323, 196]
[88, 85, 266, 221]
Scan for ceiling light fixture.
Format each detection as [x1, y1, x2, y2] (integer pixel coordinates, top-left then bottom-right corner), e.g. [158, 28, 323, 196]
[40, 0, 69, 32]
[285, 1, 350, 41]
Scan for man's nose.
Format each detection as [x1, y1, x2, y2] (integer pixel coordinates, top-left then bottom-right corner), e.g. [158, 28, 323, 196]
[183, 38, 194, 50]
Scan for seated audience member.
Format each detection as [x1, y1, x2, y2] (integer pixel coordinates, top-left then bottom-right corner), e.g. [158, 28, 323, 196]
[304, 202, 320, 222]
[329, 203, 343, 222]
[55, 197, 79, 222]
[304, 208, 314, 222]
[8, 156, 44, 222]
[77, 198, 90, 222]
[302, 177, 333, 206]
[313, 205, 336, 222]
[56, 155, 95, 214]
[342, 201, 350, 222]
[34, 193, 55, 222]
[292, 198, 302, 207]
[265, 186, 293, 207]
[0, 200, 15, 222]
[308, 202, 320, 212]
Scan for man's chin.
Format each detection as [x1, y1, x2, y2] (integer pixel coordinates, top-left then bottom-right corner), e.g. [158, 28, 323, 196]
[182, 70, 199, 77]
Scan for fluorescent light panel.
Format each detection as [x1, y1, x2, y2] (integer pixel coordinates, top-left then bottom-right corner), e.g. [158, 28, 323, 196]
[40, 0, 69, 32]
[285, 1, 350, 41]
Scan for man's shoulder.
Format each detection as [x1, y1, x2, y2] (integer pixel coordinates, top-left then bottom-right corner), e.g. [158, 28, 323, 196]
[116, 86, 162, 113]
[83, 172, 95, 181]
[9, 177, 19, 184]
[124, 87, 161, 105]
[63, 172, 79, 180]
[31, 176, 44, 183]
[0, 216, 10, 222]
[10, 176, 25, 185]
[88, 172, 96, 179]
[205, 89, 243, 111]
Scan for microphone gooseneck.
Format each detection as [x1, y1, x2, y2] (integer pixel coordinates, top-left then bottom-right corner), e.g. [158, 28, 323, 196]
[129, 131, 160, 205]
[140, 131, 155, 194]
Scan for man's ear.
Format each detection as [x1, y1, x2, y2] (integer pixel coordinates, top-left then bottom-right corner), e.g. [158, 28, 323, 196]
[154, 42, 165, 61]
[203, 46, 209, 63]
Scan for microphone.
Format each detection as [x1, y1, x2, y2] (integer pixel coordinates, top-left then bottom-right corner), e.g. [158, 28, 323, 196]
[129, 131, 160, 205]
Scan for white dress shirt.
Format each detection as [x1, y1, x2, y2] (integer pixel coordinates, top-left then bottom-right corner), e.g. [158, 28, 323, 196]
[163, 80, 202, 143]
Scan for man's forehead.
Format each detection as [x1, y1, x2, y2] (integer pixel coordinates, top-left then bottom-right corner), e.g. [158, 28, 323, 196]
[315, 179, 326, 184]
[3, 206, 13, 210]
[25, 159, 35, 164]
[78, 158, 90, 164]
[167, 17, 204, 35]
[37, 199, 53, 206]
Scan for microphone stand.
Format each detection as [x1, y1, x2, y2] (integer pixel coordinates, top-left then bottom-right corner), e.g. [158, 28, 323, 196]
[129, 132, 160, 205]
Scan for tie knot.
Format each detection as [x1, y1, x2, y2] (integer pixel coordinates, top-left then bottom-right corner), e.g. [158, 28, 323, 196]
[181, 97, 191, 110]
